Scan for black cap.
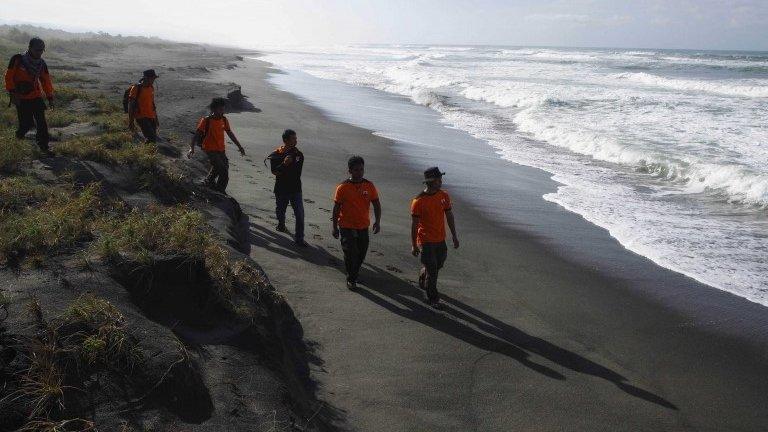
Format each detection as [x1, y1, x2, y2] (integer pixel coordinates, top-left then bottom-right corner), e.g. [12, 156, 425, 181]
[423, 166, 445, 182]
[143, 69, 159, 78]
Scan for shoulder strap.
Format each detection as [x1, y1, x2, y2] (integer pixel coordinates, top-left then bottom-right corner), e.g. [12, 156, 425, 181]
[8, 54, 21, 69]
[201, 114, 214, 138]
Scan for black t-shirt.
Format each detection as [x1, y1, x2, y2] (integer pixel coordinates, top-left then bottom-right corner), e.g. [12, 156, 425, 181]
[269, 147, 304, 194]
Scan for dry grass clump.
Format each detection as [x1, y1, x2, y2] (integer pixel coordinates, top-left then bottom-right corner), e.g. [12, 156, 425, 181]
[62, 293, 141, 369]
[0, 130, 32, 173]
[0, 295, 140, 431]
[56, 132, 158, 169]
[0, 183, 101, 263]
[0, 175, 54, 215]
[93, 205, 211, 264]
[47, 109, 82, 128]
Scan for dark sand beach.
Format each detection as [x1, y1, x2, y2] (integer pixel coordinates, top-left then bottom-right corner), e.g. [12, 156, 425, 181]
[2, 29, 768, 431]
[215, 58, 768, 431]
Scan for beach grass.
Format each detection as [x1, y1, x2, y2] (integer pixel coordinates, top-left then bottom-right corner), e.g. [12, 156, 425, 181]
[0, 183, 101, 263]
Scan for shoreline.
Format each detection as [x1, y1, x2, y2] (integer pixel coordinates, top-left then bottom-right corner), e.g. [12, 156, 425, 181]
[216, 57, 768, 431]
[257, 62, 768, 332]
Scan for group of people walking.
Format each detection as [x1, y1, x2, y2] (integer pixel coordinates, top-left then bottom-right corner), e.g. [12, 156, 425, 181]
[5, 37, 460, 309]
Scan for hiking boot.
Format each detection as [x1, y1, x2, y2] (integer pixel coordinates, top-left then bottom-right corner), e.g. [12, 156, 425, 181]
[346, 280, 357, 291]
[276, 223, 287, 233]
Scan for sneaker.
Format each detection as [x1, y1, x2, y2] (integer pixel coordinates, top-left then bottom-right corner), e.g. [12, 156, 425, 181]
[295, 239, 309, 247]
[346, 280, 357, 291]
[276, 224, 287, 233]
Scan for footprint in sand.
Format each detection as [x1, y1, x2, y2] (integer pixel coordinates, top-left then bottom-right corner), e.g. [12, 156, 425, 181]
[309, 223, 320, 229]
[304, 198, 316, 204]
[313, 234, 323, 240]
[386, 265, 403, 273]
[318, 207, 331, 213]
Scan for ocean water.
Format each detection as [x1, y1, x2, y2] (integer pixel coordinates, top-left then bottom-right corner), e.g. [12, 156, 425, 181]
[259, 46, 768, 306]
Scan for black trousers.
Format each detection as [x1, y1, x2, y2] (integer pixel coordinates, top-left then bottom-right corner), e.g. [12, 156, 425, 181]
[340, 228, 369, 283]
[15, 98, 49, 151]
[205, 151, 229, 193]
[136, 117, 158, 143]
[419, 241, 448, 302]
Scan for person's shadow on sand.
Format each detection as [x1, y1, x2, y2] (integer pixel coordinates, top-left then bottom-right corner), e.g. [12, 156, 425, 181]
[243, 220, 676, 410]
[322, 250, 677, 411]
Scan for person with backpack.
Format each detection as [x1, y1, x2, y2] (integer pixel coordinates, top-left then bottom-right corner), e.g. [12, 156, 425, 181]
[410, 167, 460, 309]
[126, 69, 159, 143]
[187, 97, 246, 194]
[4, 37, 55, 157]
[268, 129, 307, 247]
[332, 156, 382, 290]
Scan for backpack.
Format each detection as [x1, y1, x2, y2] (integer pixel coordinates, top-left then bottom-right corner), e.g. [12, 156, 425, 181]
[122, 83, 143, 113]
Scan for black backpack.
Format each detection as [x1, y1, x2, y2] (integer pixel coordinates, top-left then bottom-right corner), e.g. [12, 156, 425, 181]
[122, 83, 143, 113]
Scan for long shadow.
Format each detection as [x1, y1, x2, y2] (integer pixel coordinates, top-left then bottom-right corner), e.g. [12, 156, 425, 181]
[318, 250, 677, 410]
[247, 221, 345, 268]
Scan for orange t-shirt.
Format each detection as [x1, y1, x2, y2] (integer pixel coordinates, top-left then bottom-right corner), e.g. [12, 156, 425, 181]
[128, 84, 156, 119]
[410, 190, 452, 244]
[196, 116, 231, 152]
[334, 179, 379, 229]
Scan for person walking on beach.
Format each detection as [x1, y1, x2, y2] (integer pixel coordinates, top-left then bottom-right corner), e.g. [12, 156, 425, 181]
[332, 156, 382, 290]
[411, 167, 459, 309]
[269, 129, 307, 247]
[127, 69, 159, 143]
[187, 97, 246, 194]
[4, 37, 55, 157]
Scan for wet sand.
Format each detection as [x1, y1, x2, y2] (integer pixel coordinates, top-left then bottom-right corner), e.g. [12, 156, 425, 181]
[216, 58, 768, 431]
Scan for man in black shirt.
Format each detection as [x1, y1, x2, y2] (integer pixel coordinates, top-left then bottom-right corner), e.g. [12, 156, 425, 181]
[269, 129, 307, 247]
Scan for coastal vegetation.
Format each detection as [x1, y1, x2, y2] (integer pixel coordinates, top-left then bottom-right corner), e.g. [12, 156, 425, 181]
[0, 29, 286, 431]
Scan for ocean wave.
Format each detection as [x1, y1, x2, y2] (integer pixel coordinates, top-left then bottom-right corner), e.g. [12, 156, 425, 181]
[514, 107, 768, 207]
[612, 72, 768, 98]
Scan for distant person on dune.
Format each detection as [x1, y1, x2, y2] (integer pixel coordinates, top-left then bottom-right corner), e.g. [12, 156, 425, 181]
[410, 167, 459, 310]
[187, 97, 246, 194]
[4, 37, 55, 157]
[127, 69, 159, 143]
[332, 155, 382, 290]
[269, 129, 307, 247]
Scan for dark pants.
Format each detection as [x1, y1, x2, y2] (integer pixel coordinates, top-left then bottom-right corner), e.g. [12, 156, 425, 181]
[15, 98, 49, 151]
[419, 241, 448, 302]
[136, 117, 158, 143]
[340, 228, 369, 283]
[275, 192, 305, 241]
[205, 151, 229, 193]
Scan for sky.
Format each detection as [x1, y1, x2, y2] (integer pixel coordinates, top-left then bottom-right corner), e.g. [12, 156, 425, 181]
[2, 0, 767, 51]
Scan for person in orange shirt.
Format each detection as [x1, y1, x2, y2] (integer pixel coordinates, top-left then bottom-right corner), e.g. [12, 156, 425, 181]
[187, 97, 246, 194]
[410, 167, 459, 309]
[4, 37, 55, 156]
[332, 156, 382, 290]
[127, 69, 159, 143]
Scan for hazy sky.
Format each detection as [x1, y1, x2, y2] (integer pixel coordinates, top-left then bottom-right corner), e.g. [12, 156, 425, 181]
[2, 0, 767, 50]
